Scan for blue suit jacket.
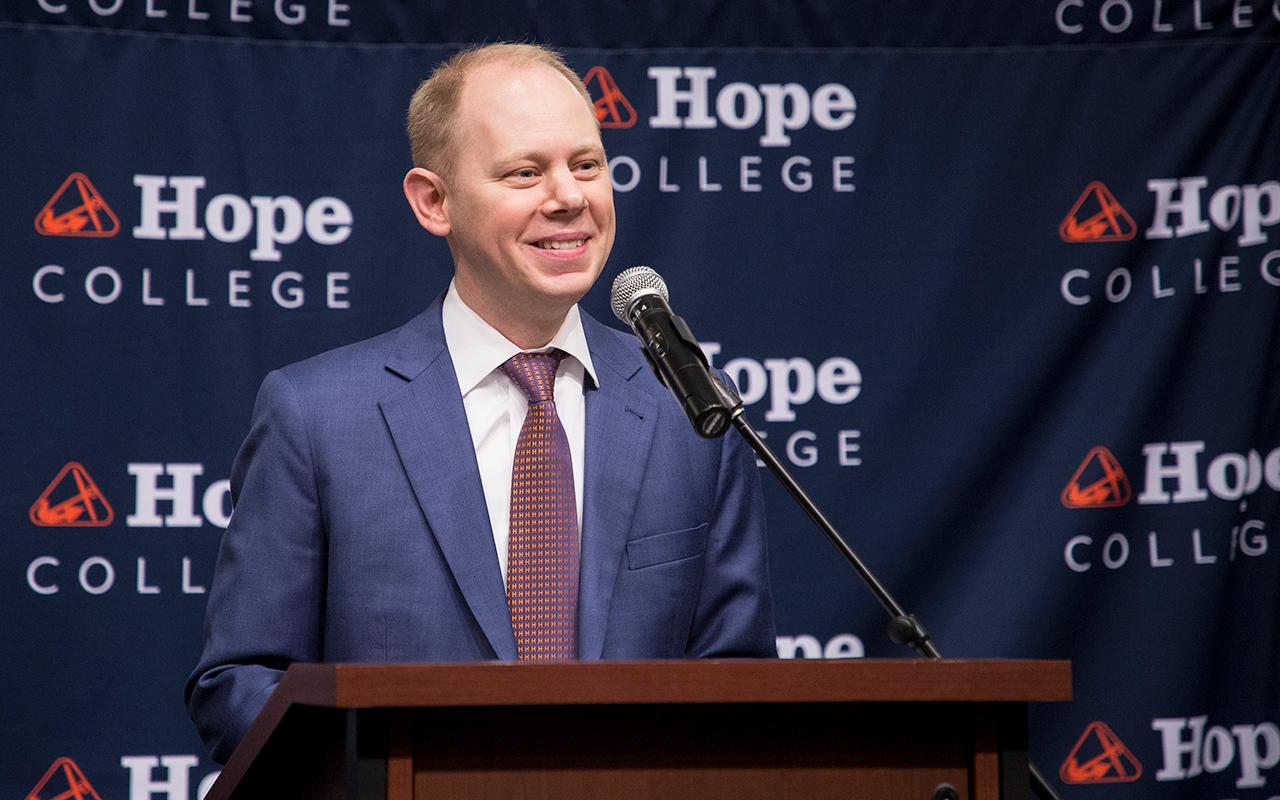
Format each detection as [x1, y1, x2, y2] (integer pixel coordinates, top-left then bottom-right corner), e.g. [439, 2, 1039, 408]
[185, 296, 775, 764]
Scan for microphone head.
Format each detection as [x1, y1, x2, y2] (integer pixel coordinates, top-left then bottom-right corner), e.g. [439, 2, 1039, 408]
[611, 266, 669, 323]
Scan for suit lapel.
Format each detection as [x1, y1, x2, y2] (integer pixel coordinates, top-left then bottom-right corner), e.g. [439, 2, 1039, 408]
[578, 313, 657, 660]
[377, 300, 517, 660]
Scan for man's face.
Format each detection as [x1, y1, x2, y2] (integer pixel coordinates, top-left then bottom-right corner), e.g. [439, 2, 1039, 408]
[441, 61, 615, 330]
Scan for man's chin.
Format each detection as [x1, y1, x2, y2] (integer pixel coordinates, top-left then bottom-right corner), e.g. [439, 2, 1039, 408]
[533, 264, 604, 301]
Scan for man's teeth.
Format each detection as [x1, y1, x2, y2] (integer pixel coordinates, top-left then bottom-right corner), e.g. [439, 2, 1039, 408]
[536, 238, 586, 250]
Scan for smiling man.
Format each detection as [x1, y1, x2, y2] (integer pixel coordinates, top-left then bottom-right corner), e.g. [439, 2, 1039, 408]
[186, 43, 775, 765]
[402, 47, 615, 349]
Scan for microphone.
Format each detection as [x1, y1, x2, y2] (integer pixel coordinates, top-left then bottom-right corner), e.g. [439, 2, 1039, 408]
[610, 266, 741, 438]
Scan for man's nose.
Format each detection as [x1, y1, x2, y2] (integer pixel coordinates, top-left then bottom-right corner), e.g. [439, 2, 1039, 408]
[542, 167, 586, 214]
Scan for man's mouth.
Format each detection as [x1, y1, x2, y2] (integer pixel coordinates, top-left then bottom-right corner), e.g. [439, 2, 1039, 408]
[533, 238, 587, 250]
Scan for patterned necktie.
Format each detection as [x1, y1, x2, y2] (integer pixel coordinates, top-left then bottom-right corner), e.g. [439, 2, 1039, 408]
[499, 350, 579, 660]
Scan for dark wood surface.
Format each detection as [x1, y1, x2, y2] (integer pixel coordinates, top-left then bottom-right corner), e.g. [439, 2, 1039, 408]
[409, 702, 994, 800]
[283, 658, 1071, 708]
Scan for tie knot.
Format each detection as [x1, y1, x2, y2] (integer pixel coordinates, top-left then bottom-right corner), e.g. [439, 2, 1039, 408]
[500, 350, 565, 404]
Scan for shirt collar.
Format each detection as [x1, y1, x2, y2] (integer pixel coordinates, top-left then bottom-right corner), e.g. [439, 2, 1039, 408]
[441, 280, 599, 396]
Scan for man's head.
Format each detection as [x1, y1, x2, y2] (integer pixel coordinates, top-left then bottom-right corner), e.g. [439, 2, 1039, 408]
[402, 43, 616, 348]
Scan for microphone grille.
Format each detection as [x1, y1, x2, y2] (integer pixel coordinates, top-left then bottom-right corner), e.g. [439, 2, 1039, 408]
[611, 266, 669, 323]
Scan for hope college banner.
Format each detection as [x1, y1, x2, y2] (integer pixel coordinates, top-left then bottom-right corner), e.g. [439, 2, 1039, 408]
[2, 2, 1278, 797]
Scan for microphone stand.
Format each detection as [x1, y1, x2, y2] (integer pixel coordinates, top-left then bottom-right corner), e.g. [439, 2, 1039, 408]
[728, 408, 1062, 800]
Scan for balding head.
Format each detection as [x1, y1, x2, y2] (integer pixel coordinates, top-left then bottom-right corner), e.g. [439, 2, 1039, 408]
[406, 43, 596, 178]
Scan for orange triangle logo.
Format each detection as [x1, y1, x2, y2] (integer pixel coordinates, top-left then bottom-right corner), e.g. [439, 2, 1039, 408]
[26, 756, 104, 800]
[34, 172, 120, 238]
[584, 66, 637, 129]
[1059, 181, 1136, 243]
[1060, 721, 1143, 784]
[29, 462, 115, 527]
[1062, 446, 1131, 508]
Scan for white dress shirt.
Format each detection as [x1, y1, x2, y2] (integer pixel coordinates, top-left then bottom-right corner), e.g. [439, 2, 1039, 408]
[440, 281, 598, 584]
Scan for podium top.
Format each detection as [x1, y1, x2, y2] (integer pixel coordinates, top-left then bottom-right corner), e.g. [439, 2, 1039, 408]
[277, 658, 1072, 708]
[211, 659, 1070, 800]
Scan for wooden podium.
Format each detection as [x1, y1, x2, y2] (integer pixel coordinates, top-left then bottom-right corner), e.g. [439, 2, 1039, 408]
[207, 659, 1070, 800]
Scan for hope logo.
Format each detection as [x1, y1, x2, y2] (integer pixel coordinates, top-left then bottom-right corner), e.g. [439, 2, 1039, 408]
[29, 462, 115, 527]
[1059, 181, 1137, 243]
[1061, 447, 1131, 508]
[26, 756, 103, 800]
[584, 66, 637, 129]
[1060, 720, 1143, 784]
[34, 172, 120, 238]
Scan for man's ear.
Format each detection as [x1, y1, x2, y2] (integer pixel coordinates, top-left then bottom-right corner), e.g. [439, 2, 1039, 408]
[403, 167, 451, 237]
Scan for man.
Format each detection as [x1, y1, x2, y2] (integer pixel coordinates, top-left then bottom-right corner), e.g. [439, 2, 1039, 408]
[186, 43, 775, 765]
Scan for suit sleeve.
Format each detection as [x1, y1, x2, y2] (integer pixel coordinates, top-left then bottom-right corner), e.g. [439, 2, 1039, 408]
[685, 374, 777, 658]
[185, 369, 326, 765]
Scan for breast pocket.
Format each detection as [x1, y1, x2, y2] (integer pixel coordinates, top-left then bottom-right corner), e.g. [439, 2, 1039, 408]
[625, 523, 708, 570]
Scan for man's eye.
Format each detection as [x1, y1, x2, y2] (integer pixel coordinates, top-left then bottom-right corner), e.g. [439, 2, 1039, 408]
[510, 168, 538, 180]
[575, 161, 600, 173]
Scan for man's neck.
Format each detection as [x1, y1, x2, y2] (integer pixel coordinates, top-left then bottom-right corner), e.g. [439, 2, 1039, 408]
[452, 280, 572, 350]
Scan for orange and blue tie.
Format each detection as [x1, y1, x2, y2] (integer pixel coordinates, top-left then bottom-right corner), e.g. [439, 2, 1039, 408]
[500, 350, 579, 660]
